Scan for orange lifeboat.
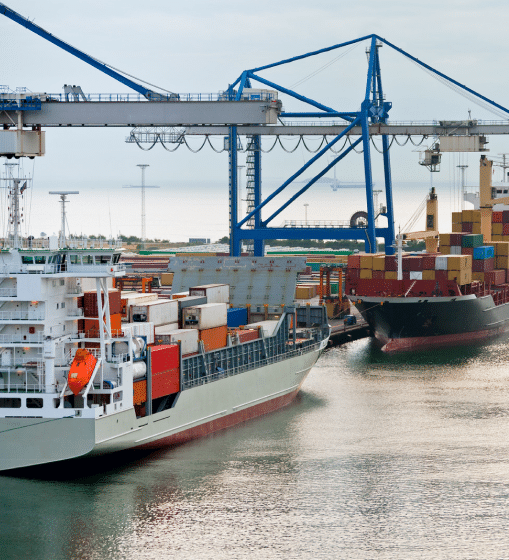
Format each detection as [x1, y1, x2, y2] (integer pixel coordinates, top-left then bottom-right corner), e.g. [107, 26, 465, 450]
[68, 349, 97, 396]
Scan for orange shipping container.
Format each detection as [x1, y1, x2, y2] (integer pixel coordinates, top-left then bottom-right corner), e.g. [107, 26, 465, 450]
[133, 379, 147, 405]
[493, 212, 503, 223]
[199, 325, 228, 352]
[84, 313, 122, 337]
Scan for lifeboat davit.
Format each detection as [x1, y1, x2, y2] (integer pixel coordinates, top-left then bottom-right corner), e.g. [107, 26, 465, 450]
[68, 349, 97, 396]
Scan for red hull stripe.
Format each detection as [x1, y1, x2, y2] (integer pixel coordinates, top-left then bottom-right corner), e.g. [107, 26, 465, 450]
[135, 388, 300, 450]
[378, 325, 509, 353]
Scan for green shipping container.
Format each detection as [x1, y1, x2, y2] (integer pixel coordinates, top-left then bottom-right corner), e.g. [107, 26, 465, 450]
[461, 234, 484, 248]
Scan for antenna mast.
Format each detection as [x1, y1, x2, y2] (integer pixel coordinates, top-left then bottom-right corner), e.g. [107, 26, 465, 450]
[49, 191, 79, 247]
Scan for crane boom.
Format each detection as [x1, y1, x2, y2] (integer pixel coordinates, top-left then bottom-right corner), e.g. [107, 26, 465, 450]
[0, 3, 170, 100]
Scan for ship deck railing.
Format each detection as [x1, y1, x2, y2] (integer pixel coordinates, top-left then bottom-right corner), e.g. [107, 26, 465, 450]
[181, 338, 322, 391]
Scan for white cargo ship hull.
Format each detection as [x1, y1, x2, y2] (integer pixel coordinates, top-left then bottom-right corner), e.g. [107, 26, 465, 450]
[0, 342, 326, 471]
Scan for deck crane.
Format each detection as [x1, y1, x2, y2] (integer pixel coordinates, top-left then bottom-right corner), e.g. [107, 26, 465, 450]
[402, 187, 439, 253]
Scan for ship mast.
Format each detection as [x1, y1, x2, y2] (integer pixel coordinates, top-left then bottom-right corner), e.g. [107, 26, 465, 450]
[49, 191, 79, 248]
[1, 163, 31, 249]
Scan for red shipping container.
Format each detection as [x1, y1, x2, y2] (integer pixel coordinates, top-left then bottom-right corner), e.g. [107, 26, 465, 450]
[461, 247, 474, 256]
[150, 344, 180, 398]
[347, 255, 361, 269]
[503, 224, 509, 236]
[422, 255, 437, 270]
[384, 256, 397, 271]
[403, 256, 423, 271]
[449, 234, 464, 245]
[234, 328, 259, 343]
[372, 270, 384, 279]
[472, 258, 494, 272]
[462, 222, 473, 233]
[83, 290, 121, 317]
[506, 270, 509, 283]
[435, 270, 449, 281]
[402, 271, 410, 280]
[493, 212, 503, 223]
[485, 270, 506, 285]
[347, 268, 361, 280]
[503, 210, 509, 224]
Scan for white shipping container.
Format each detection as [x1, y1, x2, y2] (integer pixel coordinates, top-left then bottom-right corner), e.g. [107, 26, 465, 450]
[155, 323, 179, 333]
[131, 299, 179, 326]
[182, 303, 227, 330]
[122, 322, 155, 345]
[450, 246, 461, 255]
[409, 271, 423, 280]
[435, 256, 450, 270]
[171, 292, 189, 299]
[244, 320, 279, 338]
[189, 284, 229, 304]
[154, 328, 199, 355]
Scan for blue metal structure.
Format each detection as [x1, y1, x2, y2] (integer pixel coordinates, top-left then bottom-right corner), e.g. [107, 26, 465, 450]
[226, 36, 393, 256]
[0, 3, 174, 100]
[225, 34, 509, 256]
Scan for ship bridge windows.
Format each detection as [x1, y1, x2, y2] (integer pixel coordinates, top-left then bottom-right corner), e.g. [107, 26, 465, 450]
[69, 255, 79, 264]
[34, 256, 46, 265]
[21, 255, 34, 264]
[96, 255, 112, 265]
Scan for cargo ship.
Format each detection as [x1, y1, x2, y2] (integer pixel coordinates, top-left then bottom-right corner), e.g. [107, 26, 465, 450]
[346, 156, 509, 353]
[0, 177, 329, 472]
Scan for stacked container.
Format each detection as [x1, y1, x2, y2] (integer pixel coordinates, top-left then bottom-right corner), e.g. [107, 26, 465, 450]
[189, 284, 229, 304]
[150, 345, 180, 398]
[83, 289, 122, 337]
[120, 292, 158, 321]
[130, 299, 179, 327]
[491, 211, 509, 241]
[182, 303, 228, 352]
[154, 327, 199, 355]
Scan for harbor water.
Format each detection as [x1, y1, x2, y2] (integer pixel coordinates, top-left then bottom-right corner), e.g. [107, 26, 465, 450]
[3, 337, 509, 559]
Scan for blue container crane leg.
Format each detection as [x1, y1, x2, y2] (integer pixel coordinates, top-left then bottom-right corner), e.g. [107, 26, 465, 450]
[229, 126, 241, 256]
[252, 136, 264, 257]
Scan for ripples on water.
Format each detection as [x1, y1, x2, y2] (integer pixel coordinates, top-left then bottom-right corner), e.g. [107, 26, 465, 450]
[3, 337, 509, 559]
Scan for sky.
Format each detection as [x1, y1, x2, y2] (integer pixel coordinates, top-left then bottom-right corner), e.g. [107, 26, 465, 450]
[2, 0, 509, 243]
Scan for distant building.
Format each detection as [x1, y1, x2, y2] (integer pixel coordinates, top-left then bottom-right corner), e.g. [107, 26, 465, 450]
[189, 238, 210, 244]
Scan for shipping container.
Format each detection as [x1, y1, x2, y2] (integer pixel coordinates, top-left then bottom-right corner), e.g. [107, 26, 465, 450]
[199, 325, 228, 352]
[359, 254, 374, 269]
[503, 210, 509, 224]
[182, 303, 228, 330]
[493, 212, 503, 223]
[227, 307, 248, 328]
[347, 255, 361, 269]
[160, 273, 174, 286]
[189, 284, 229, 304]
[295, 286, 315, 299]
[131, 299, 179, 326]
[120, 292, 158, 320]
[154, 328, 199, 355]
[384, 256, 397, 271]
[473, 246, 495, 260]
[84, 313, 122, 337]
[150, 345, 180, 398]
[121, 322, 155, 345]
[462, 222, 473, 233]
[244, 320, 279, 338]
[409, 271, 423, 280]
[447, 269, 472, 285]
[472, 258, 494, 272]
[133, 379, 147, 405]
[422, 270, 436, 280]
[231, 328, 259, 343]
[360, 269, 372, 279]
[452, 211, 462, 224]
[372, 256, 385, 271]
[84, 289, 121, 317]
[491, 242, 509, 256]
[385, 271, 398, 280]
[461, 234, 484, 248]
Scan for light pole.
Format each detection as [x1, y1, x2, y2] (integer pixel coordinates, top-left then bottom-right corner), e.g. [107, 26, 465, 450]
[304, 203, 309, 225]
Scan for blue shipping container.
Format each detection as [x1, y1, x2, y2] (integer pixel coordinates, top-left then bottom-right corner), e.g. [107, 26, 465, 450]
[473, 246, 495, 260]
[227, 307, 248, 328]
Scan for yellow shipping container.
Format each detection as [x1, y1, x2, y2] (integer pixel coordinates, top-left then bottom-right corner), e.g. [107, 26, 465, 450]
[504, 236, 509, 242]
[452, 223, 462, 232]
[439, 233, 451, 246]
[496, 256, 509, 269]
[160, 272, 174, 286]
[360, 269, 373, 279]
[448, 269, 472, 285]
[472, 272, 485, 282]
[472, 223, 482, 234]
[492, 223, 503, 236]
[422, 270, 436, 280]
[447, 255, 471, 271]
[359, 254, 374, 269]
[491, 241, 509, 256]
[439, 245, 451, 255]
[492, 234, 503, 241]
[385, 271, 398, 280]
[472, 211, 482, 224]
[452, 211, 462, 224]
[295, 286, 314, 299]
[462, 209, 474, 222]
[372, 256, 385, 271]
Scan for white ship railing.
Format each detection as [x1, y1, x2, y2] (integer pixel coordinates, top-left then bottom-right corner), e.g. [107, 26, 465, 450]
[66, 307, 83, 317]
[0, 333, 44, 343]
[0, 367, 49, 394]
[0, 311, 45, 320]
[66, 264, 126, 274]
[0, 236, 123, 250]
[67, 287, 83, 295]
[0, 288, 16, 297]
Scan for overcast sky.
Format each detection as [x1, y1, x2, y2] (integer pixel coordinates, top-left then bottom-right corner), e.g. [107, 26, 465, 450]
[2, 1, 509, 242]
